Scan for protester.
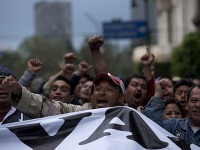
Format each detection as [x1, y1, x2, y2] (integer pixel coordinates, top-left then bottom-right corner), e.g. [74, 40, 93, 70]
[0, 59, 44, 124]
[19, 59, 43, 89]
[124, 74, 148, 108]
[88, 35, 107, 74]
[1, 72, 125, 119]
[0, 65, 28, 124]
[123, 48, 155, 108]
[157, 76, 174, 101]
[43, 53, 92, 98]
[173, 78, 194, 117]
[88, 35, 155, 109]
[162, 99, 183, 120]
[76, 78, 94, 105]
[49, 75, 73, 103]
[70, 74, 91, 105]
[143, 80, 200, 147]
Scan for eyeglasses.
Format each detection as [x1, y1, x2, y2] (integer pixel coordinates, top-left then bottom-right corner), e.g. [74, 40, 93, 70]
[163, 111, 181, 116]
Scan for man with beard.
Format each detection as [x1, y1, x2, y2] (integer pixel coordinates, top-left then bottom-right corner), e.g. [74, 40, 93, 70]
[0, 72, 125, 118]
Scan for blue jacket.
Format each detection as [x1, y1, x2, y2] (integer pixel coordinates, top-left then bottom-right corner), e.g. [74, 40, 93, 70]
[143, 97, 200, 147]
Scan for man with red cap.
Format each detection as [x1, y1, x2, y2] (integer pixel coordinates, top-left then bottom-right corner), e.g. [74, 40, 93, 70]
[1, 72, 125, 119]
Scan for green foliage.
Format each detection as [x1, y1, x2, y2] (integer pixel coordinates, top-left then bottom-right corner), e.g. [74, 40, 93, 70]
[171, 32, 200, 77]
[0, 35, 136, 80]
[17, 36, 67, 77]
[0, 51, 24, 80]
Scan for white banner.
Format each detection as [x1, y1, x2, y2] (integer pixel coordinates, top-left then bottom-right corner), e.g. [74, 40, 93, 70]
[0, 106, 199, 150]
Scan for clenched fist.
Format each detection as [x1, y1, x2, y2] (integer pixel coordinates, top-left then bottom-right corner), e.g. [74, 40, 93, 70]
[1, 76, 21, 96]
[88, 35, 104, 50]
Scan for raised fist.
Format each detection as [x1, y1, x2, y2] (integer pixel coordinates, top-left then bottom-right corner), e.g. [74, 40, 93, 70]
[88, 35, 104, 50]
[27, 59, 43, 73]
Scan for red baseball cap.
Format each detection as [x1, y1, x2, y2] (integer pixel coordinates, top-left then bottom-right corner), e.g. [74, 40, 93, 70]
[93, 72, 125, 94]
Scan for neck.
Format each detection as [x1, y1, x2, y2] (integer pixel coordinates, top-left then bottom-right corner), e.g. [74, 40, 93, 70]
[189, 118, 200, 127]
[0, 103, 11, 113]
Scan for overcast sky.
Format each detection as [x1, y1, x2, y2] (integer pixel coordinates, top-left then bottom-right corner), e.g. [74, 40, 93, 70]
[0, 0, 131, 50]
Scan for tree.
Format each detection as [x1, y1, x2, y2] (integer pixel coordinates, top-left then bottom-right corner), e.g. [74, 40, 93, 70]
[171, 32, 200, 77]
[0, 51, 24, 80]
[17, 35, 68, 78]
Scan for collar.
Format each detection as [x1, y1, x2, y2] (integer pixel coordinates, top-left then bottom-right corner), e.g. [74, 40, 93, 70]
[179, 118, 190, 131]
[2, 107, 17, 122]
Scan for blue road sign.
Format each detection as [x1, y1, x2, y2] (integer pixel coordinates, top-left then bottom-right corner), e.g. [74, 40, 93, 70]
[103, 21, 147, 39]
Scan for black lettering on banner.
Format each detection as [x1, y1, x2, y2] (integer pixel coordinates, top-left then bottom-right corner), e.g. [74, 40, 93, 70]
[8, 112, 92, 150]
[80, 107, 168, 149]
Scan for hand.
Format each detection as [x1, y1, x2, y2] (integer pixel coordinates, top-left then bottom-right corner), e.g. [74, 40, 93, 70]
[141, 48, 155, 67]
[154, 79, 168, 97]
[137, 106, 144, 113]
[64, 53, 76, 64]
[88, 35, 104, 50]
[1, 76, 21, 96]
[74, 61, 92, 77]
[27, 59, 43, 73]
[62, 63, 76, 75]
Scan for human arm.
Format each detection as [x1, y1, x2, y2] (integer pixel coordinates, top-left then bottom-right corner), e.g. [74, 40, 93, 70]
[143, 79, 168, 126]
[141, 48, 155, 104]
[88, 35, 107, 74]
[43, 53, 76, 92]
[18, 59, 43, 88]
[42, 63, 76, 96]
[73, 61, 92, 77]
[1, 76, 90, 118]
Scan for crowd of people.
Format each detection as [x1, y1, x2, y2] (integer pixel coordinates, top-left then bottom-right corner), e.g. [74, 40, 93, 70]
[0, 35, 199, 147]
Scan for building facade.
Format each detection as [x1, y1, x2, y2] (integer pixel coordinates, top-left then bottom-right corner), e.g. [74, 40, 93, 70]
[133, 0, 197, 62]
[35, 1, 71, 42]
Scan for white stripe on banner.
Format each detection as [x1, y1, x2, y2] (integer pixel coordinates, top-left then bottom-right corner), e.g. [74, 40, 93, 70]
[0, 106, 199, 150]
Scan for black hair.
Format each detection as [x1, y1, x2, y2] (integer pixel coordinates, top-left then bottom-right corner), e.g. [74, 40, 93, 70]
[158, 76, 173, 82]
[164, 99, 184, 115]
[186, 85, 200, 101]
[51, 75, 74, 95]
[173, 78, 195, 95]
[124, 73, 147, 89]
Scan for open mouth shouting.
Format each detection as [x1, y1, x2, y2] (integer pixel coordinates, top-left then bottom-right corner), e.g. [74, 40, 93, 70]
[134, 92, 142, 103]
[96, 97, 108, 108]
[162, 92, 172, 100]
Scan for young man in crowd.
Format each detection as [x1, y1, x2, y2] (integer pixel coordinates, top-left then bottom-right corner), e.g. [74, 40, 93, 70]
[49, 75, 73, 103]
[173, 78, 194, 117]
